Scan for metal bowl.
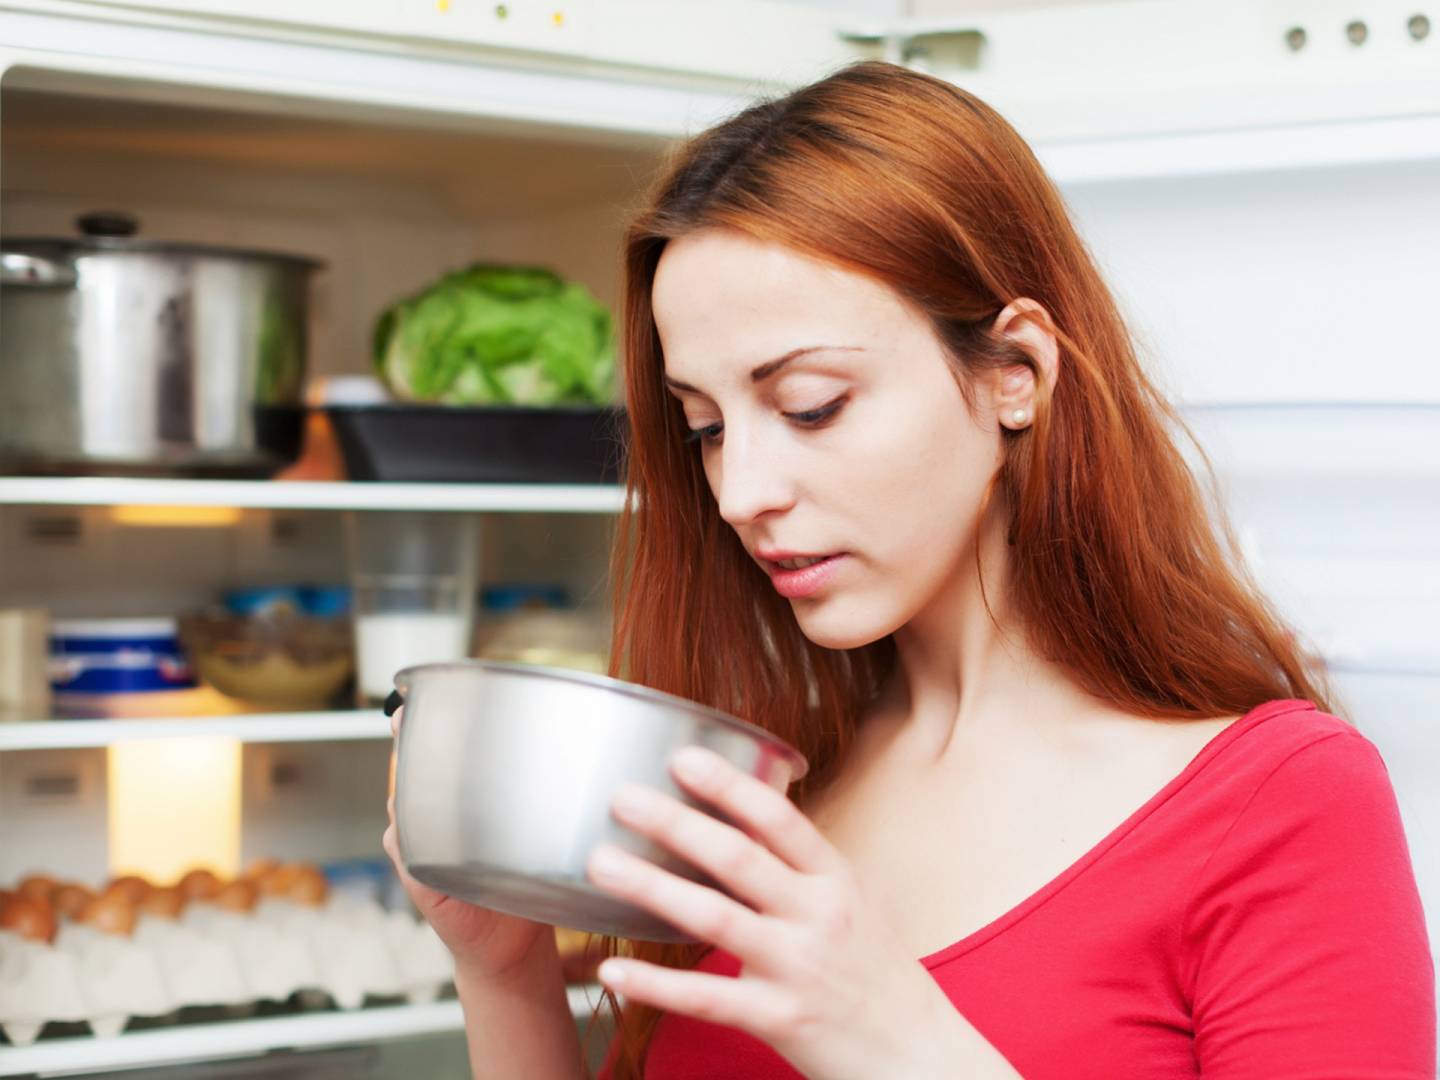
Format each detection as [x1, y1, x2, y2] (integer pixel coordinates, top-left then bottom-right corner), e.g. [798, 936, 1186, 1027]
[391, 659, 808, 942]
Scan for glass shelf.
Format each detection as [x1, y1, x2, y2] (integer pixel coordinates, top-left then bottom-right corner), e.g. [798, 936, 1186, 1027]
[0, 478, 626, 513]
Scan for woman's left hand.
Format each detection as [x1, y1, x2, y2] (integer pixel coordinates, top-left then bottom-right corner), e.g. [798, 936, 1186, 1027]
[585, 746, 1018, 1080]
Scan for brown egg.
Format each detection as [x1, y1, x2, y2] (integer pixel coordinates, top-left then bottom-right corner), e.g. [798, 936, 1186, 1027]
[240, 858, 280, 883]
[215, 879, 258, 913]
[138, 885, 185, 920]
[284, 865, 329, 907]
[16, 875, 58, 905]
[0, 895, 57, 943]
[52, 883, 95, 921]
[178, 868, 223, 902]
[257, 864, 300, 897]
[78, 893, 136, 937]
[105, 875, 151, 905]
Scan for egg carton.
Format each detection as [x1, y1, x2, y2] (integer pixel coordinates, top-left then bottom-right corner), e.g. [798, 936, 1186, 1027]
[0, 896, 454, 1047]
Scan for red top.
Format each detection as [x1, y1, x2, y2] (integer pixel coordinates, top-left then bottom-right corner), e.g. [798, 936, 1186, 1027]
[600, 699, 1436, 1078]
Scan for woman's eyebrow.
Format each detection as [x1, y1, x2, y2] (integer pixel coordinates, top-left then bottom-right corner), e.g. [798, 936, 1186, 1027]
[664, 345, 864, 394]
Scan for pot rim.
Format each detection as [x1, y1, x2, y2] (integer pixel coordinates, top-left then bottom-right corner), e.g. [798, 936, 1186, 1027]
[0, 235, 324, 271]
[394, 658, 810, 781]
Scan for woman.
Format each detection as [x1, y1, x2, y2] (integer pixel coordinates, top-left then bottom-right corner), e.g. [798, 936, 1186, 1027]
[383, 60, 1435, 1077]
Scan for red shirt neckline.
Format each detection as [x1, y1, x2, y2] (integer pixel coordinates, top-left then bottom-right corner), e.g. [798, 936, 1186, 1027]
[917, 697, 1318, 970]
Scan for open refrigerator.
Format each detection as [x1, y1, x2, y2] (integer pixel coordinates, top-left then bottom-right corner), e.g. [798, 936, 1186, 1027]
[0, 0, 1435, 1073]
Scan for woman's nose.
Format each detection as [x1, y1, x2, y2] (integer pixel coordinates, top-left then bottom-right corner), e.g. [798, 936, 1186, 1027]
[714, 430, 796, 526]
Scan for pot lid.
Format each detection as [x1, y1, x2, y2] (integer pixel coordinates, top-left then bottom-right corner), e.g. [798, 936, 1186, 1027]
[1, 211, 324, 270]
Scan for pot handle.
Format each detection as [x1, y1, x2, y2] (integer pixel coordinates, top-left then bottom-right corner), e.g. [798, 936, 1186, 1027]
[383, 689, 404, 717]
[0, 252, 77, 288]
[77, 210, 139, 238]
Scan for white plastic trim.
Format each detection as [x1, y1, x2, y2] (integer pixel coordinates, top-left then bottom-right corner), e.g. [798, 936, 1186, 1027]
[0, 988, 604, 1076]
[0, 479, 627, 513]
[0, 711, 391, 750]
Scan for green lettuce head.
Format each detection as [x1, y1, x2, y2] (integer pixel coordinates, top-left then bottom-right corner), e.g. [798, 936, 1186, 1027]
[373, 263, 616, 407]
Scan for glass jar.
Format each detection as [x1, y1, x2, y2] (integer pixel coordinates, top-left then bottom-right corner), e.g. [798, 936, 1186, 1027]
[346, 512, 479, 706]
[473, 584, 610, 675]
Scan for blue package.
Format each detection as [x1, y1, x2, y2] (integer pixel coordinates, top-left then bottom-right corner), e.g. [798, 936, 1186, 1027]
[50, 618, 197, 694]
[224, 587, 305, 618]
[481, 584, 570, 612]
[300, 586, 351, 617]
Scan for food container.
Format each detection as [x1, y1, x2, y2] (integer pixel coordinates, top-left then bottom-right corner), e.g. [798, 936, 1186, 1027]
[0, 211, 317, 477]
[473, 585, 610, 675]
[324, 404, 626, 483]
[347, 512, 479, 706]
[48, 618, 197, 717]
[390, 660, 808, 943]
[0, 893, 453, 1046]
[178, 607, 354, 711]
[0, 609, 51, 721]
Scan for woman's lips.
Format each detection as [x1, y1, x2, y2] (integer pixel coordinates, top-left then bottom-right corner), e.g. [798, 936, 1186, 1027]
[766, 554, 846, 599]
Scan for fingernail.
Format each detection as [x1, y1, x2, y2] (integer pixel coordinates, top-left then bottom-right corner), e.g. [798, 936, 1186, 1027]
[672, 746, 717, 783]
[598, 959, 626, 987]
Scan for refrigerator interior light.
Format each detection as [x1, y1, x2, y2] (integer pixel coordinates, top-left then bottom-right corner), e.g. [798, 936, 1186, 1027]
[107, 736, 242, 883]
[110, 505, 243, 528]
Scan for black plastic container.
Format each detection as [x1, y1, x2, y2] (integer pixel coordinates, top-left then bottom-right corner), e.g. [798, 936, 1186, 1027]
[324, 404, 627, 484]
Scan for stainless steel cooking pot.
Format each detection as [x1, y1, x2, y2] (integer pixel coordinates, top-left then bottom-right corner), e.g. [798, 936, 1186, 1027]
[0, 211, 320, 476]
[390, 660, 809, 943]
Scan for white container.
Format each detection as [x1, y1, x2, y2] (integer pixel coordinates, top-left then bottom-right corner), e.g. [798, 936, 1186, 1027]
[356, 611, 472, 701]
[0, 608, 50, 719]
[345, 512, 479, 706]
[0, 897, 453, 1046]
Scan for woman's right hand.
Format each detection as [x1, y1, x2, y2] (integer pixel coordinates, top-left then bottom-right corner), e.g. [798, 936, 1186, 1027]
[383, 707, 554, 981]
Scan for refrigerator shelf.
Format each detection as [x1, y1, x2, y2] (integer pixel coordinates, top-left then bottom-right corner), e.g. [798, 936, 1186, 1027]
[0, 989, 604, 1078]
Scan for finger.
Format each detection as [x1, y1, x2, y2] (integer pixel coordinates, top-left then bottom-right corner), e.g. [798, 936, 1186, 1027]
[597, 957, 789, 1038]
[382, 822, 444, 906]
[587, 844, 776, 961]
[381, 822, 402, 873]
[670, 747, 843, 875]
[390, 705, 403, 740]
[610, 784, 805, 916]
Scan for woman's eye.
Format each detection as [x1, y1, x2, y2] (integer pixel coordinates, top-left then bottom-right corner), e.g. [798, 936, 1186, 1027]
[682, 422, 723, 446]
[681, 396, 848, 447]
[785, 396, 847, 426]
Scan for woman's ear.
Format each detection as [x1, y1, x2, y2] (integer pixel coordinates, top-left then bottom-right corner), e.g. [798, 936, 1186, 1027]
[988, 298, 1059, 428]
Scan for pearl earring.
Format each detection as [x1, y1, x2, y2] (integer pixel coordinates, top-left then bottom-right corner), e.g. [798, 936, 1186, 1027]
[1011, 409, 1029, 426]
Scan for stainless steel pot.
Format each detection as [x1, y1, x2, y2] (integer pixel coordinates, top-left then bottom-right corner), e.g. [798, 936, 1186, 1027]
[390, 660, 809, 943]
[0, 211, 320, 476]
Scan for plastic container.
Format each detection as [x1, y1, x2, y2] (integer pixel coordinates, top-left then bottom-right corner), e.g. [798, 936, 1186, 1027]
[0, 895, 454, 1046]
[346, 512, 479, 706]
[324, 404, 626, 484]
[474, 585, 610, 674]
[0, 608, 50, 720]
[49, 618, 196, 695]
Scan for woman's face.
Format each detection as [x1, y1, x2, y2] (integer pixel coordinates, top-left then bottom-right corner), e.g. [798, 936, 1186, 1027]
[652, 228, 1014, 650]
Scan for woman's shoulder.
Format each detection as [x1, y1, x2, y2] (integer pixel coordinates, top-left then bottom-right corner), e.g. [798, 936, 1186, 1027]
[1222, 698, 1378, 772]
[1194, 699, 1401, 836]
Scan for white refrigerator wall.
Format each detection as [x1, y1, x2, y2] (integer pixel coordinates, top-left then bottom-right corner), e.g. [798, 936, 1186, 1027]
[1060, 157, 1440, 672]
[1062, 159, 1440, 406]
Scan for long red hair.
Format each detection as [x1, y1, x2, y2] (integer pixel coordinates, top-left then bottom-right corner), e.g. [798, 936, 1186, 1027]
[587, 58, 1335, 1077]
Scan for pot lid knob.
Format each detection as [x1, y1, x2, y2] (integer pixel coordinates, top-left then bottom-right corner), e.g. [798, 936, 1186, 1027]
[76, 211, 139, 238]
